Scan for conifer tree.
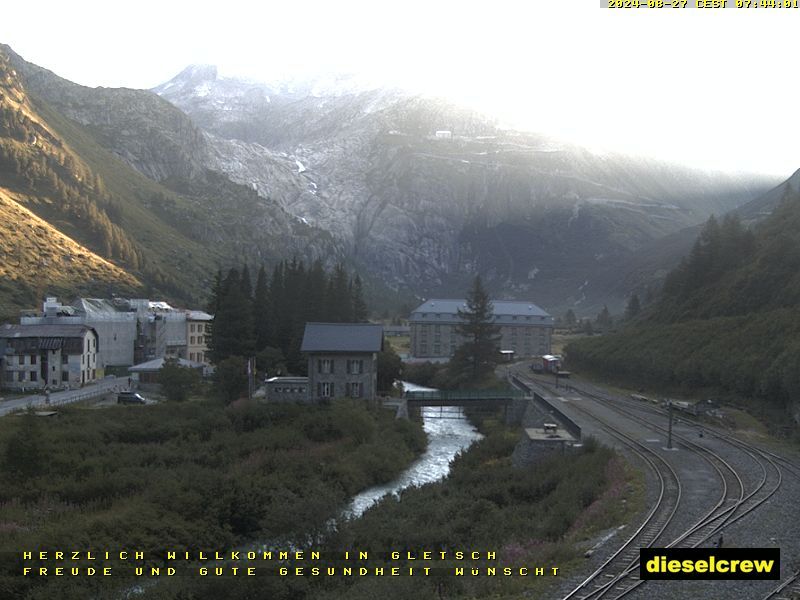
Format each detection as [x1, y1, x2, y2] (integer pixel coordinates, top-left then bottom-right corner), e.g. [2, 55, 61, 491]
[253, 265, 270, 351]
[625, 294, 641, 320]
[351, 274, 368, 322]
[595, 305, 613, 331]
[208, 268, 255, 363]
[451, 275, 501, 383]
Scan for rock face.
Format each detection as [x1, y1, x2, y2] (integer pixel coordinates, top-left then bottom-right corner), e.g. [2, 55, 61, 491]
[3, 41, 776, 313]
[3, 46, 341, 280]
[9, 50, 208, 184]
[154, 66, 776, 312]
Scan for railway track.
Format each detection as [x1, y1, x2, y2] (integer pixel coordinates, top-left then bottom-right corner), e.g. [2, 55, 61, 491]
[511, 376, 684, 599]
[510, 372, 792, 600]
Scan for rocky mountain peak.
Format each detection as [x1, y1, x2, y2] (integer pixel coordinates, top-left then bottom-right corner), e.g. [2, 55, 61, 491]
[153, 64, 218, 94]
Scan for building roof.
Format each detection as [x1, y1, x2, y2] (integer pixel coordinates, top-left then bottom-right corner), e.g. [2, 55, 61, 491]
[300, 323, 383, 353]
[128, 357, 205, 372]
[410, 299, 553, 325]
[0, 323, 97, 339]
[72, 297, 136, 316]
[186, 310, 213, 321]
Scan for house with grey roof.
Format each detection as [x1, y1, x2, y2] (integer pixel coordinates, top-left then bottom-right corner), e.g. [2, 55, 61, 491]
[409, 299, 553, 360]
[265, 323, 383, 403]
[0, 323, 99, 391]
[128, 357, 205, 390]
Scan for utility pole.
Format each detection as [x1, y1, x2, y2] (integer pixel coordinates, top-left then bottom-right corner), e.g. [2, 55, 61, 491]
[247, 356, 254, 401]
[667, 400, 674, 449]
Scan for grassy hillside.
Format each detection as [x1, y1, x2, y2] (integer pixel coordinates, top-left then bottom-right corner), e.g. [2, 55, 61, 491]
[0, 188, 140, 320]
[0, 45, 344, 314]
[0, 48, 221, 307]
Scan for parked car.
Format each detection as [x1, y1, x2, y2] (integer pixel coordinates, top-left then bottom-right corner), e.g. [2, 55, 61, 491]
[117, 391, 148, 405]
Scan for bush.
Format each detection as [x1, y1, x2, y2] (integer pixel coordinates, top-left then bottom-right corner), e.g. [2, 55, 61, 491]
[157, 358, 201, 401]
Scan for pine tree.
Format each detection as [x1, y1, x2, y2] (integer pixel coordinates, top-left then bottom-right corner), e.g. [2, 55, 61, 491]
[207, 270, 223, 315]
[304, 259, 327, 323]
[451, 275, 501, 383]
[207, 268, 255, 363]
[253, 265, 270, 351]
[328, 263, 352, 322]
[240, 264, 253, 302]
[625, 294, 641, 320]
[351, 274, 368, 322]
[595, 305, 613, 331]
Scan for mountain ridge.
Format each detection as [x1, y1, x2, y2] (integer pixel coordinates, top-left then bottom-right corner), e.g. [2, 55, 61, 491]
[154, 65, 777, 312]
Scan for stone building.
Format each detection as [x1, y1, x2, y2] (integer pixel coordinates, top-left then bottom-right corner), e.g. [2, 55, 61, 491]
[186, 311, 212, 364]
[265, 323, 383, 403]
[264, 377, 310, 403]
[409, 299, 553, 359]
[0, 323, 99, 390]
[19, 297, 213, 371]
[302, 323, 383, 402]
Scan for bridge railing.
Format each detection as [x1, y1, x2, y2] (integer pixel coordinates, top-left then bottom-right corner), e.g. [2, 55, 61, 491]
[404, 389, 527, 401]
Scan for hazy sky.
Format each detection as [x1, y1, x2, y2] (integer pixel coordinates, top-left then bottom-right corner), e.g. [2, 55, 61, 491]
[2, 0, 798, 177]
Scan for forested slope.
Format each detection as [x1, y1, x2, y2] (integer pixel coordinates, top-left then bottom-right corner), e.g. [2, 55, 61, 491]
[567, 172, 800, 428]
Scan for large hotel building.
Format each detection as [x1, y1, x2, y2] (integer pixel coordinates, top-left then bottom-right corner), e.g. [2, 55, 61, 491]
[409, 299, 553, 359]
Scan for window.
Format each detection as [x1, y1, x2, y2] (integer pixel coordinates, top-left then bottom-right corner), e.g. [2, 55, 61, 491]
[17, 371, 23, 382]
[198, 336, 203, 344]
[318, 359, 334, 374]
[318, 382, 334, 397]
[17, 355, 24, 366]
[420, 343, 427, 354]
[190, 336, 196, 345]
[349, 382, 362, 398]
[30, 355, 37, 365]
[62, 354, 68, 365]
[433, 343, 441, 354]
[30, 371, 37, 381]
[347, 359, 363, 374]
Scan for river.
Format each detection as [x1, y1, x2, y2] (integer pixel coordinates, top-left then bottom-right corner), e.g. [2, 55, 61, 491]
[342, 381, 483, 519]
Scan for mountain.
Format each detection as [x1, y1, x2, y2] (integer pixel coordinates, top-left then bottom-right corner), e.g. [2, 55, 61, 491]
[567, 170, 800, 428]
[154, 65, 777, 313]
[588, 169, 800, 313]
[0, 46, 782, 317]
[0, 45, 338, 314]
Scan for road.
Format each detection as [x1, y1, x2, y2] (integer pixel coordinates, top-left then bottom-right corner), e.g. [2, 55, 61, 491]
[0, 376, 127, 417]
